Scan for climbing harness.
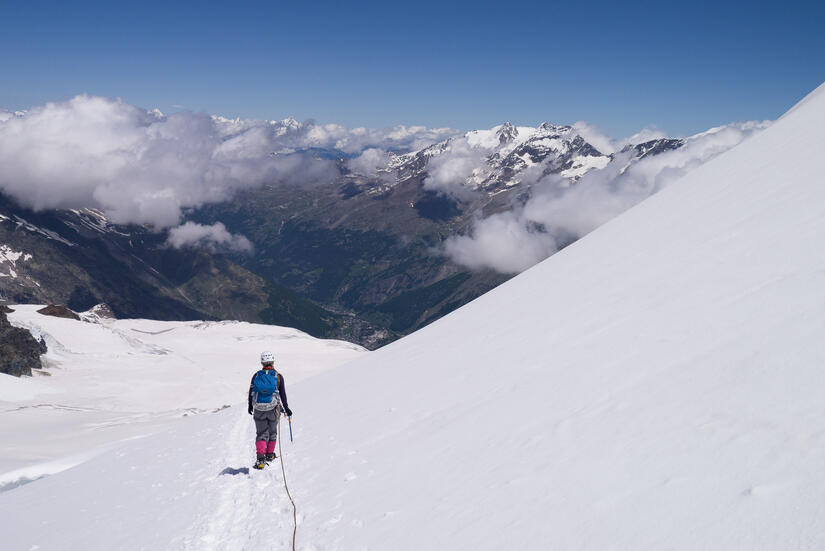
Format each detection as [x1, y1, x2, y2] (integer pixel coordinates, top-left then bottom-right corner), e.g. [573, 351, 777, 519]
[278, 411, 297, 551]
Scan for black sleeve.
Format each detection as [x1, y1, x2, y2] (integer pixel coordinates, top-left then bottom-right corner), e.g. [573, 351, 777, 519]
[248, 373, 256, 410]
[278, 373, 289, 410]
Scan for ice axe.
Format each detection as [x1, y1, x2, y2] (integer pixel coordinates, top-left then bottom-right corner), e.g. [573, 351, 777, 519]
[288, 416, 293, 442]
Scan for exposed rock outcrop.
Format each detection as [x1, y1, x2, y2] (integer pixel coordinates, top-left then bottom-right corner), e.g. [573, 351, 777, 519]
[0, 311, 47, 377]
[80, 303, 116, 323]
[37, 304, 80, 320]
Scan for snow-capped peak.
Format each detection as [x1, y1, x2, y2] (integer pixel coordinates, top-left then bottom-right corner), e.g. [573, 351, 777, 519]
[496, 122, 519, 144]
[538, 121, 571, 134]
[382, 121, 642, 193]
[0, 109, 27, 123]
[278, 116, 300, 129]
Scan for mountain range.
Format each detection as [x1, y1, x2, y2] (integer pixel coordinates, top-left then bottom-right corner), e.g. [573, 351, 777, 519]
[192, 121, 688, 342]
[1, 119, 711, 348]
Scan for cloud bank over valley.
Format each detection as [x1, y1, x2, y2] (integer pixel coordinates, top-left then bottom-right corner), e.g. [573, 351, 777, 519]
[442, 121, 771, 273]
[0, 96, 770, 263]
[0, 95, 456, 246]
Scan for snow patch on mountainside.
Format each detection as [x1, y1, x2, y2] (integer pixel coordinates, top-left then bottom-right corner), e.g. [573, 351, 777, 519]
[0, 245, 32, 278]
[10, 214, 77, 246]
[560, 152, 611, 179]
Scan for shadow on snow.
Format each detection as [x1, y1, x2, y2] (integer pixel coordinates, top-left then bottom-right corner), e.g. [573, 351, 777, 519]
[219, 467, 250, 476]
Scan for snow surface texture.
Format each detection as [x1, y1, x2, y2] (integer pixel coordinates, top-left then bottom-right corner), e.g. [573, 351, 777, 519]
[3, 81, 825, 549]
[0, 305, 365, 480]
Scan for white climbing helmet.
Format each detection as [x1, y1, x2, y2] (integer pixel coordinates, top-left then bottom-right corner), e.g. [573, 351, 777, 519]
[260, 350, 275, 365]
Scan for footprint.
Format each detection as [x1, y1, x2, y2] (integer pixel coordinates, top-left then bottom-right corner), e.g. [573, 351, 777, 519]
[324, 515, 342, 527]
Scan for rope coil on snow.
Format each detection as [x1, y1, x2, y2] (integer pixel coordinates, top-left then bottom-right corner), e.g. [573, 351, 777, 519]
[278, 411, 297, 551]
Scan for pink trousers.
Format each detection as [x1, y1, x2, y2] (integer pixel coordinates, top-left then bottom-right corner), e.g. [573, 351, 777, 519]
[256, 440, 277, 455]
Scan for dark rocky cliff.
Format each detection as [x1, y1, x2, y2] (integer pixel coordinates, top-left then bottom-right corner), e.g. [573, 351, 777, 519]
[0, 309, 47, 377]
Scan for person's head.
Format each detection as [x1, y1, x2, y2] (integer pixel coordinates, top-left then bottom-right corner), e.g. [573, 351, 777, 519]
[260, 350, 275, 369]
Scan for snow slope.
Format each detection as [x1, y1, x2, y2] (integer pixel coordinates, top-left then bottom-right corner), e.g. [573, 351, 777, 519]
[3, 81, 825, 550]
[0, 305, 365, 478]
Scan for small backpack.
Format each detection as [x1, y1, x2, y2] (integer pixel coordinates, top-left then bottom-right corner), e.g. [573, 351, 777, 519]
[252, 369, 279, 404]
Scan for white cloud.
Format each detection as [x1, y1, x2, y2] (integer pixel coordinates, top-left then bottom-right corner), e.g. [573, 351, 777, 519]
[0, 95, 774, 275]
[572, 121, 668, 155]
[443, 212, 558, 273]
[347, 148, 391, 178]
[570, 121, 618, 155]
[0, 96, 338, 228]
[622, 126, 669, 147]
[422, 137, 489, 199]
[443, 120, 772, 274]
[0, 95, 456, 229]
[166, 222, 253, 253]
[256, 119, 458, 155]
[301, 123, 458, 154]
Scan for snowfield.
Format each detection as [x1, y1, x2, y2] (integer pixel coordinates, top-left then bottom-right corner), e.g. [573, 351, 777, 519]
[0, 306, 365, 482]
[3, 80, 825, 550]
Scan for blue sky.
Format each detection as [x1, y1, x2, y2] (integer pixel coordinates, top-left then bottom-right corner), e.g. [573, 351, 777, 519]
[1, 0, 823, 137]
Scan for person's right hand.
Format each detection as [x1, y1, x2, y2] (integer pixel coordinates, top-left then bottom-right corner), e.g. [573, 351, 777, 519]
[247, 406, 253, 415]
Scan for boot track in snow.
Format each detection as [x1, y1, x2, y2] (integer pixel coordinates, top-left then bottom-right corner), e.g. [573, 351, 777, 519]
[174, 410, 299, 551]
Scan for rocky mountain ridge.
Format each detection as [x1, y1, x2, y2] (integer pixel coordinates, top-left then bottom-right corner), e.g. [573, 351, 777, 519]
[195, 121, 692, 344]
[0, 119, 702, 348]
[0, 195, 384, 346]
[376, 122, 684, 195]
